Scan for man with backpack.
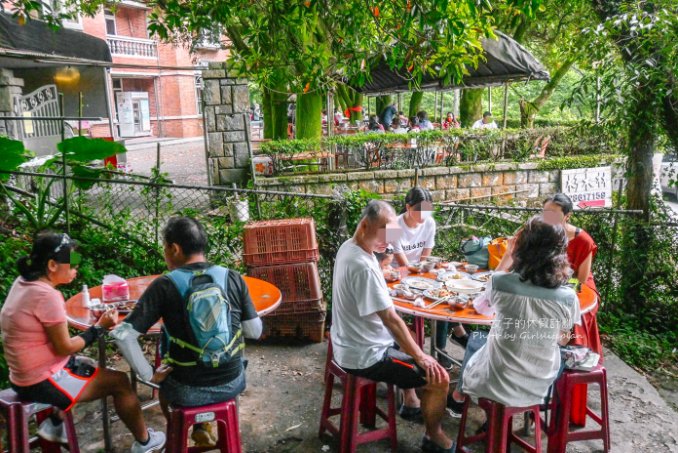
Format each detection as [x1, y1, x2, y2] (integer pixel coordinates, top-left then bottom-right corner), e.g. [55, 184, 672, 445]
[111, 216, 262, 446]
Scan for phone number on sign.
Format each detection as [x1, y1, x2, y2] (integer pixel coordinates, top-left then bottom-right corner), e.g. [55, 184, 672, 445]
[569, 192, 607, 202]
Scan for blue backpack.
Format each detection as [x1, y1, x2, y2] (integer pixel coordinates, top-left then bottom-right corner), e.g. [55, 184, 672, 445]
[164, 266, 243, 368]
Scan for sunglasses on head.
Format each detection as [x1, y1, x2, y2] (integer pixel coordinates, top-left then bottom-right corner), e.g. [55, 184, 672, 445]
[53, 234, 81, 267]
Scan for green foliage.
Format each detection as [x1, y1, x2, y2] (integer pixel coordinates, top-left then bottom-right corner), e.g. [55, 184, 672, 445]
[536, 154, 623, 171]
[2, 179, 64, 233]
[0, 137, 33, 180]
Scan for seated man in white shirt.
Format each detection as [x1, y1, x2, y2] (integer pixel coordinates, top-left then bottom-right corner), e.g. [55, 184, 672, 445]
[471, 111, 498, 129]
[331, 200, 454, 453]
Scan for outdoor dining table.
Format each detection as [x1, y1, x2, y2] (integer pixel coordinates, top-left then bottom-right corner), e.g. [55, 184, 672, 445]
[388, 267, 599, 363]
[65, 274, 282, 452]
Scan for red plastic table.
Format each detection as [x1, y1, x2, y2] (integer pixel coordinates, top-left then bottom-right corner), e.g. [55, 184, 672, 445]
[65, 274, 281, 452]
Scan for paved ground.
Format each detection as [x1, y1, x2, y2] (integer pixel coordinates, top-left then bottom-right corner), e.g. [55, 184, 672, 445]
[124, 138, 208, 186]
[69, 340, 677, 452]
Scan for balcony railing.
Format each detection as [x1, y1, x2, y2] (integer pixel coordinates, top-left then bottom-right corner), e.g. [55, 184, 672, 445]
[107, 35, 158, 58]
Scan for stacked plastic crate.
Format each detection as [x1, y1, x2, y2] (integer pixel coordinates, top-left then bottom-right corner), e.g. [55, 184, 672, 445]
[243, 218, 325, 342]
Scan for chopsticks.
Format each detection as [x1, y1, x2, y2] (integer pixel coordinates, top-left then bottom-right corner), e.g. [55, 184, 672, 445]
[425, 297, 450, 309]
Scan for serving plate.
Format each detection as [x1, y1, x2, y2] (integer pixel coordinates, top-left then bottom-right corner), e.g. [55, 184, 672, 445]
[445, 279, 485, 294]
[401, 277, 441, 291]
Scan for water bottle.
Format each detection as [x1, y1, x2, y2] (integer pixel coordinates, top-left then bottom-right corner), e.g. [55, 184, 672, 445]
[81, 284, 91, 307]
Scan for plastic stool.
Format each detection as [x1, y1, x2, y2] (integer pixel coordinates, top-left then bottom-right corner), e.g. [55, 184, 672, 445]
[0, 388, 80, 453]
[547, 366, 610, 453]
[456, 397, 542, 453]
[319, 359, 397, 453]
[166, 399, 242, 453]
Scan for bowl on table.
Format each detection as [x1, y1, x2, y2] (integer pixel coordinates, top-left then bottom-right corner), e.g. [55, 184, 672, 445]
[464, 264, 479, 273]
[447, 294, 470, 310]
[445, 279, 485, 294]
[407, 262, 425, 274]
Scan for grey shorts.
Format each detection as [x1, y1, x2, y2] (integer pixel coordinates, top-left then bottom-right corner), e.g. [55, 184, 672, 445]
[160, 371, 246, 407]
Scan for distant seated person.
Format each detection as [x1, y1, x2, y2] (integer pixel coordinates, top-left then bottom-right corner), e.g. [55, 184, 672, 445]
[417, 111, 435, 130]
[471, 111, 498, 129]
[334, 108, 345, 126]
[331, 201, 455, 452]
[390, 117, 409, 134]
[111, 217, 262, 447]
[374, 245, 397, 281]
[442, 112, 460, 129]
[367, 114, 385, 133]
[408, 115, 421, 131]
[449, 215, 581, 413]
[398, 111, 409, 127]
[321, 110, 328, 125]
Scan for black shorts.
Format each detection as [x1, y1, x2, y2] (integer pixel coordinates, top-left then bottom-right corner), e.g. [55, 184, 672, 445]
[344, 348, 427, 389]
[11, 356, 98, 411]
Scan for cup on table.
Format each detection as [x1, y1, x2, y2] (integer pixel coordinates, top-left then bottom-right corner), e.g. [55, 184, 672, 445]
[465, 264, 479, 273]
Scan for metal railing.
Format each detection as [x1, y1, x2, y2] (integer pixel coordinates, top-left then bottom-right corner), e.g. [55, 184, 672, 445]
[107, 36, 158, 58]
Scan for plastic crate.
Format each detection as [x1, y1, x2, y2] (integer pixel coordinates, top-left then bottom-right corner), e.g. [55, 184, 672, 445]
[243, 218, 319, 266]
[273, 299, 326, 316]
[262, 310, 326, 343]
[247, 262, 322, 303]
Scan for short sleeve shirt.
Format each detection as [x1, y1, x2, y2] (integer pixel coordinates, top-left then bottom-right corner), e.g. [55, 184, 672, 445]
[391, 214, 436, 264]
[330, 240, 395, 369]
[0, 278, 70, 386]
[124, 263, 258, 386]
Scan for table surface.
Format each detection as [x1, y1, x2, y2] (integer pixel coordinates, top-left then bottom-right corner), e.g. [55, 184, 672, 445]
[65, 275, 282, 333]
[389, 268, 598, 326]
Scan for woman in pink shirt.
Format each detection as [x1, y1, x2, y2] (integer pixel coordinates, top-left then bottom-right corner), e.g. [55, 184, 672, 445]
[1, 232, 166, 452]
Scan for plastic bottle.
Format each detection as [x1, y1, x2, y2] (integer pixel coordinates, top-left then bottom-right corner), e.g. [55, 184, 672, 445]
[81, 284, 91, 307]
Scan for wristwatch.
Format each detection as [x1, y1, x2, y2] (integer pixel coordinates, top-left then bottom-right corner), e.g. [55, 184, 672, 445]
[93, 324, 106, 338]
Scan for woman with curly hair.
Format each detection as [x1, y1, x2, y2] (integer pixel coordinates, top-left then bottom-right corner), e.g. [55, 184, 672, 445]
[449, 215, 581, 408]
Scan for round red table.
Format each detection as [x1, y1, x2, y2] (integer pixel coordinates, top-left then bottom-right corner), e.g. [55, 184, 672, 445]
[388, 268, 598, 354]
[65, 275, 282, 332]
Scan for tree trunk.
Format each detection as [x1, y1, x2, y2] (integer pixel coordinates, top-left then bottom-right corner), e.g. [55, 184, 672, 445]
[262, 88, 273, 139]
[520, 59, 575, 128]
[460, 89, 483, 127]
[409, 91, 423, 118]
[336, 85, 363, 124]
[270, 87, 288, 140]
[296, 92, 323, 139]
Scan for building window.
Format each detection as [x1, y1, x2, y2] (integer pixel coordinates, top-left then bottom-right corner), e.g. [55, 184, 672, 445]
[195, 76, 203, 115]
[105, 9, 117, 35]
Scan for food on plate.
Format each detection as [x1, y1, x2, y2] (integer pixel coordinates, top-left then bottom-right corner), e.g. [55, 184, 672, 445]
[426, 288, 452, 299]
[407, 262, 425, 273]
[475, 273, 491, 282]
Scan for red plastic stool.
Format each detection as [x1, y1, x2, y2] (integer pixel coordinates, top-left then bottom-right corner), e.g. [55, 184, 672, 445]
[547, 365, 610, 453]
[166, 399, 242, 453]
[319, 359, 398, 453]
[456, 397, 543, 453]
[0, 388, 80, 453]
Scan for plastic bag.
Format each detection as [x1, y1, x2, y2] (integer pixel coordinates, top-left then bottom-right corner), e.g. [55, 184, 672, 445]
[102, 274, 130, 302]
[460, 236, 491, 268]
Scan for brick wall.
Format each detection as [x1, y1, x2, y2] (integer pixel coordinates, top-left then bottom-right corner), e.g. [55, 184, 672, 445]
[254, 162, 626, 203]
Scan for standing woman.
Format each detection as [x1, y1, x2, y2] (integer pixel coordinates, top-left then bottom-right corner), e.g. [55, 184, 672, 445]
[0, 232, 165, 452]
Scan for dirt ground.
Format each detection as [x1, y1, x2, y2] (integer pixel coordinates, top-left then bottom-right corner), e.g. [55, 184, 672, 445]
[68, 339, 677, 453]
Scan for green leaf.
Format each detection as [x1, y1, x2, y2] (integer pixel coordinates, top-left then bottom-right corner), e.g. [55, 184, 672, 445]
[57, 137, 126, 164]
[71, 165, 104, 190]
[0, 137, 32, 180]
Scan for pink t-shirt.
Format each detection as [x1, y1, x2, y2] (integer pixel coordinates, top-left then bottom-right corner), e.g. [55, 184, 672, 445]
[1, 278, 69, 386]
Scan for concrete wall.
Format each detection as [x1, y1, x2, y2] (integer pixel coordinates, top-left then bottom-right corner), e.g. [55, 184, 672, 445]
[254, 161, 626, 203]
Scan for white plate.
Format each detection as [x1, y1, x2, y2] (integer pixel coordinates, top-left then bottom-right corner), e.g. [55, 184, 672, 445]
[445, 279, 485, 294]
[401, 277, 441, 291]
[437, 271, 471, 282]
[471, 271, 494, 283]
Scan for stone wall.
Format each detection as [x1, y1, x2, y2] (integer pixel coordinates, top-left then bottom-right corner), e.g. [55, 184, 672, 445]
[0, 69, 24, 139]
[254, 161, 625, 203]
[202, 62, 251, 185]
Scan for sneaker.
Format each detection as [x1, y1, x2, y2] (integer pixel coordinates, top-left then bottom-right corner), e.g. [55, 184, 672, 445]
[130, 428, 166, 453]
[421, 436, 456, 453]
[37, 417, 68, 444]
[446, 394, 464, 418]
[398, 404, 423, 422]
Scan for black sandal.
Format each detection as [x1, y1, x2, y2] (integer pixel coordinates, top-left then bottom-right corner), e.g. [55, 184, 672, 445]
[422, 436, 456, 453]
[398, 404, 423, 422]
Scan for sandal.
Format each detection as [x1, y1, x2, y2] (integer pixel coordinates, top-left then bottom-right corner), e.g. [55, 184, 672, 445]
[398, 404, 423, 422]
[421, 436, 456, 453]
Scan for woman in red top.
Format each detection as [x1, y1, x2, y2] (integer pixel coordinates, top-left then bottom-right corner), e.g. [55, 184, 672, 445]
[543, 193, 601, 427]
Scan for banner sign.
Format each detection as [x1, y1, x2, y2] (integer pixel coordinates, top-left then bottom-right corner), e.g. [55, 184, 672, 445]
[561, 166, 612, 208]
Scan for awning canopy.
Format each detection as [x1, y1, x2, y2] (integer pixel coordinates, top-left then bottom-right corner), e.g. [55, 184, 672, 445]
[355, 32, 549, 95]
[0, 13, 112, 68]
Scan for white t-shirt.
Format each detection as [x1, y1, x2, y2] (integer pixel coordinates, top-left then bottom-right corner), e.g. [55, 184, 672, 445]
[472, 119, 498, 129]
[462, 272, 581, 407]
[392, 214, 436, 264]
[330, 240, 395, 369]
